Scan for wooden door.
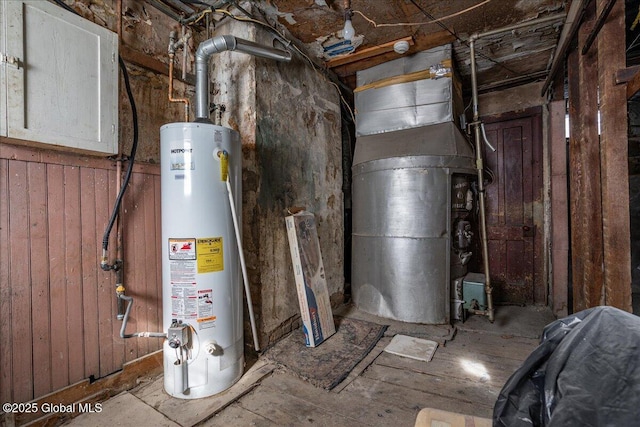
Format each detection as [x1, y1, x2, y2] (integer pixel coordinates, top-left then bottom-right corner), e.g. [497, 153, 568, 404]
[482, 109, 543, 304]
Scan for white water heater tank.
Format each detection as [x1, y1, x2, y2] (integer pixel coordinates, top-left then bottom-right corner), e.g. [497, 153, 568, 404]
[160, 122, 243, 399]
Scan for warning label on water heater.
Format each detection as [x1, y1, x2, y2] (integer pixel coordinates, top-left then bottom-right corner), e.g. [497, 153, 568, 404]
[169, 238, 196, 260]
[168, 238, 198, 318]
[196, 237, 224, 273]
[197, 289, 216, 329]
[171, 283, 197, 318]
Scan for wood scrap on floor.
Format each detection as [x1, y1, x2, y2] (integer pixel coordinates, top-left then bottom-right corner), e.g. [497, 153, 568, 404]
[383, 335, 439, 362]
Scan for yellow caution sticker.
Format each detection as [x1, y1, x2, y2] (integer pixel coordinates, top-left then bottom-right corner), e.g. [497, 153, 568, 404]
[196, 237, 224, 273]
[219, 151, 228, 182]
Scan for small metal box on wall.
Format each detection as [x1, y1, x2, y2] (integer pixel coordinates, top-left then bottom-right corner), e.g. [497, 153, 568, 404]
[463, 273, 488, 310]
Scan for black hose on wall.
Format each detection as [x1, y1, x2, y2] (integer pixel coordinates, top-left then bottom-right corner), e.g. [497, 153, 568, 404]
[51, 0, 140, 269]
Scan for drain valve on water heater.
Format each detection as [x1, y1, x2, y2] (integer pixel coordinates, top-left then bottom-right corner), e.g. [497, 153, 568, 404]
[205, 341, 224, 356]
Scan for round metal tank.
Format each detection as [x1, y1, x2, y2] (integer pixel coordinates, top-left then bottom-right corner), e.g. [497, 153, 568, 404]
[160, 122, 243, 398]
[351, 123, 475, 324]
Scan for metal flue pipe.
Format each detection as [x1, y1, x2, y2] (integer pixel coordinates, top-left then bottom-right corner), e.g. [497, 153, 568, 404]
[195, 35, 292, 121]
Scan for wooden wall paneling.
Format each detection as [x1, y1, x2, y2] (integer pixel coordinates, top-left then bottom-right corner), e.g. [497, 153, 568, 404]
[154, 175, 163, 348]
[80, 167, 101, 380]
[47, 164, 70, 392]
[10, 160, 34, 402]
[531, 113, 544, 305]
[64, 165, 85, 385]
[0, 142, 165, 400]
[28, 162, 52, 398]
[549, 85, 570, 316]
[0, 159, 12, 403]
[108, 168, 126, 372]
[597, 0, 632, 310]
[140, 172, 154, 354]
[94, 167, 116, 378]
[143, 173, 161, 351]
[133, 171, 146, 359]
[567, 4, 604, 311]
[123, 171, 141, 362]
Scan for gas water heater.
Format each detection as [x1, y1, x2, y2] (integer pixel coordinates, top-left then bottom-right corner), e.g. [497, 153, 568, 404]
[160, 34, 291, 399]
[161, 123, 243, 398]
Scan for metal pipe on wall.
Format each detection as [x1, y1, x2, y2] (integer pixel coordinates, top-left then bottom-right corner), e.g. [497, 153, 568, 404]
[168, 31, 191, 122]
[467, 12, 566, 322]
[195, 35, 292, 121]
[470, 13, 565, 41]
[469, 37, 495, 322]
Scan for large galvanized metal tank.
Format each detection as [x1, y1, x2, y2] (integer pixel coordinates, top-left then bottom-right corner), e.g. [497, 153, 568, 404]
[352, 124, 475, 324]
[352, 45, 475, 324]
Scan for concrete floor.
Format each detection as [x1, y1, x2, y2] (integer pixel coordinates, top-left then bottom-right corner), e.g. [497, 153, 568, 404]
[64, 304, 555, 427]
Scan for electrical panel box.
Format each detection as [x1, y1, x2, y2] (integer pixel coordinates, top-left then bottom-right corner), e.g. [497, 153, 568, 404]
[0, 0, 118, 154]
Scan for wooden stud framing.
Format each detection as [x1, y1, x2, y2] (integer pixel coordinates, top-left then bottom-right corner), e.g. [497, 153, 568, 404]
[597, 0, 632, 311]
[567, 3, 605, 311]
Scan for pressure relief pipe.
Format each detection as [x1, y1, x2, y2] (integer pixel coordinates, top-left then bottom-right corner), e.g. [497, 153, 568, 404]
[195, 35, 292, 121]
[227, 171, 260, 352]
[215, 149, 260, 352]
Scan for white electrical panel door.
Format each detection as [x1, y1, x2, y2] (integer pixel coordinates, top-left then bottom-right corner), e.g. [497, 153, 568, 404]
[3, 1, 118, 154]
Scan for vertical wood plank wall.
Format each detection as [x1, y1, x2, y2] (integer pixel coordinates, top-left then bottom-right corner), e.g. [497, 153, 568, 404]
[567, 3, 605, 311]
[597, 0, 632, 311]
[0, 142, 162, 404]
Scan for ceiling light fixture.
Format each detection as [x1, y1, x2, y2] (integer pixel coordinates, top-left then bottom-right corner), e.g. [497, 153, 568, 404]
[343, 0, 355, 40]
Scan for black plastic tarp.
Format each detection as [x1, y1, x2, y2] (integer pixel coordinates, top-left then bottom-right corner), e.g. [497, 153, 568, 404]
[494, 306, 640, 426]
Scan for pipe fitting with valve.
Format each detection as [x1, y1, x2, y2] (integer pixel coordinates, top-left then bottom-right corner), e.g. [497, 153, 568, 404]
[168, 320, 191, 350]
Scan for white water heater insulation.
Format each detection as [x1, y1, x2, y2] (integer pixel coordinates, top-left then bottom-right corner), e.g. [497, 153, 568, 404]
[160, 122, 243, 399]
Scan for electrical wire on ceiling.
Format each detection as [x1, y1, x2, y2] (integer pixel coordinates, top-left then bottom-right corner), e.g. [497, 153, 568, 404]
[353, 0, 492, 28]
[51, 0, 139, 271]
[407, 0, 520, 77]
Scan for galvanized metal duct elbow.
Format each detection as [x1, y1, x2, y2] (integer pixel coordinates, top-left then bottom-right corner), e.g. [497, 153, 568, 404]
[195, 35, 292, 121]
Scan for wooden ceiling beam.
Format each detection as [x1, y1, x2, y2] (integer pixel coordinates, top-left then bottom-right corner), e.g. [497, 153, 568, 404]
[326, 36, 414, 68]
[626, 69, 640, 99]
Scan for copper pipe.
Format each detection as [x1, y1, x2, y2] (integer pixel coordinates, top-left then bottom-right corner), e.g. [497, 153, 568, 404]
[168, 52, 190, 122]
